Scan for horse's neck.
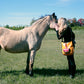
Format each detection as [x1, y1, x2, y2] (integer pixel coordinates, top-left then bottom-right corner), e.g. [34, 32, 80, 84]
[39, 24, 48, 37]
[32, 22, 49, 38]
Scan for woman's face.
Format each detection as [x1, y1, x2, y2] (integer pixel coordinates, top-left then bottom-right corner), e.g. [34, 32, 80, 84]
[58, 18, 68, 35]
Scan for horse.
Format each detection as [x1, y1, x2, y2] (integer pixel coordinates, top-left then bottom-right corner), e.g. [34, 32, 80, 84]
[0, 13, 57, 76]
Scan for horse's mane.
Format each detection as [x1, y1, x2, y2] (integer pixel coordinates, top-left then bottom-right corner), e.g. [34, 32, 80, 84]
[32, 15, 50, 26]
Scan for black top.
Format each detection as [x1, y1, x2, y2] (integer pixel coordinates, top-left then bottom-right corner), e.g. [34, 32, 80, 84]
[56, 26, 75, 45]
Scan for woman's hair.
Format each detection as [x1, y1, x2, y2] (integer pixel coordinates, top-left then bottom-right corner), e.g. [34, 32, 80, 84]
[58, 17, 68, 35]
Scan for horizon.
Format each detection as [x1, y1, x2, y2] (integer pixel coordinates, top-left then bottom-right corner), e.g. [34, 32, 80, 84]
[0, 16, 83, 27]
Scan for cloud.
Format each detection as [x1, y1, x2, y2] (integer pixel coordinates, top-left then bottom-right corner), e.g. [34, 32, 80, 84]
[7, 12, 42, 26]
[6, 12, 44, 26]
[60, 0, 70, 2]
[8, 12, 41, 17]
[59, 0, 71, 5]
[45, 0, 70, 7]
[7, 16, 33, 26]
[8, 16, 31, 20]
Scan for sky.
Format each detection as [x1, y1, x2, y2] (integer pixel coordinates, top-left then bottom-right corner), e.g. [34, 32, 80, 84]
[0, 0, 84, 26]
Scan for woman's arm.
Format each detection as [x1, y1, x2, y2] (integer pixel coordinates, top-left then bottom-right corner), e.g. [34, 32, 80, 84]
[56, 30, 64, 39]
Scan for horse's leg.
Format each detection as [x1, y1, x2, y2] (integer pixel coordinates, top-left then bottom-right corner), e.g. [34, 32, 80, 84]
[0, 45, 2, 54]
[25, 51, 30, 74]
[25, 50, 36, 76]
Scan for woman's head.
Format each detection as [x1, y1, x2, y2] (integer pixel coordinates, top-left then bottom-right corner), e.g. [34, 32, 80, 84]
[58, 17, 68, 35]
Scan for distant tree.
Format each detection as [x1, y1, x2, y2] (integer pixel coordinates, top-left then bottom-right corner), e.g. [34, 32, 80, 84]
[73, 18, 77, 23]
[5, 25, 9, 28]
[12, 26, 16, 29]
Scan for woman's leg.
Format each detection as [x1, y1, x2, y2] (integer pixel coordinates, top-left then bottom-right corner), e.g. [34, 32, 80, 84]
[67, 55, 76, 78]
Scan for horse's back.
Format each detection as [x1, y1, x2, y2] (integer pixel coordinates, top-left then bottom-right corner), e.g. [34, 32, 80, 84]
[0, 27, 12, 36]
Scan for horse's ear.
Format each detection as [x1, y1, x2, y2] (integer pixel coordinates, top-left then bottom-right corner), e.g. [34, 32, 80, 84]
[52, 13, 55, 17]
[52, 13, 57, 20]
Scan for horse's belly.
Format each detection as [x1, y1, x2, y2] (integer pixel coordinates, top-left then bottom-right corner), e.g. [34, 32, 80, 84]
[5, 46, 28, 53]
[6, 48, 28, 53]
[5, 42, 29, 53]
[5, 49, 28, 53]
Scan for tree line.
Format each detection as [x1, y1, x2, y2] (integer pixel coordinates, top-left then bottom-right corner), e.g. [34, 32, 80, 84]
[0, 17, 84, 30]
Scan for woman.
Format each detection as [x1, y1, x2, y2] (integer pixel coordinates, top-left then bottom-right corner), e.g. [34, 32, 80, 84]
[54, 18, 76, 78]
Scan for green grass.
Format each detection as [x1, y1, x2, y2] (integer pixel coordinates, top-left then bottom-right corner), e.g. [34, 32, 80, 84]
[0, 30, 84, 84]
[72, 26, 84, 30]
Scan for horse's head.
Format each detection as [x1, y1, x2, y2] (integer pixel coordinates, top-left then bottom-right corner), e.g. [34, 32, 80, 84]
[48, 13, 58, 29]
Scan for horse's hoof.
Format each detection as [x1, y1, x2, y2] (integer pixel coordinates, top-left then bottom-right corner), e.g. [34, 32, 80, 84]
[25, 70, 33, 76]
[29, 71, 33, 77]
[70, 75, 75, 79]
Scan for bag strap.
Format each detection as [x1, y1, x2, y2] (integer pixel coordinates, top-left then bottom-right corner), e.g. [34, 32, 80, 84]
[70, 27, 73, 41]
[61, 38, 63, 42]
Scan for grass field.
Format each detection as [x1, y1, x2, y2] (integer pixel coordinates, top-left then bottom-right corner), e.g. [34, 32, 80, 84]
[0, 30, 84, 84]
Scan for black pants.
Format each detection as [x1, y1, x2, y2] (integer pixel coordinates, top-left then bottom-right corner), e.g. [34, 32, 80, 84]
[67, 55, 76, 76]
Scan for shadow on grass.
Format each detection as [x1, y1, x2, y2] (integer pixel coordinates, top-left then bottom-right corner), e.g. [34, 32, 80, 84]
[0, 70, 25, 77]
[34, 68, 84, 76]
[0, 68, 84, 77]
